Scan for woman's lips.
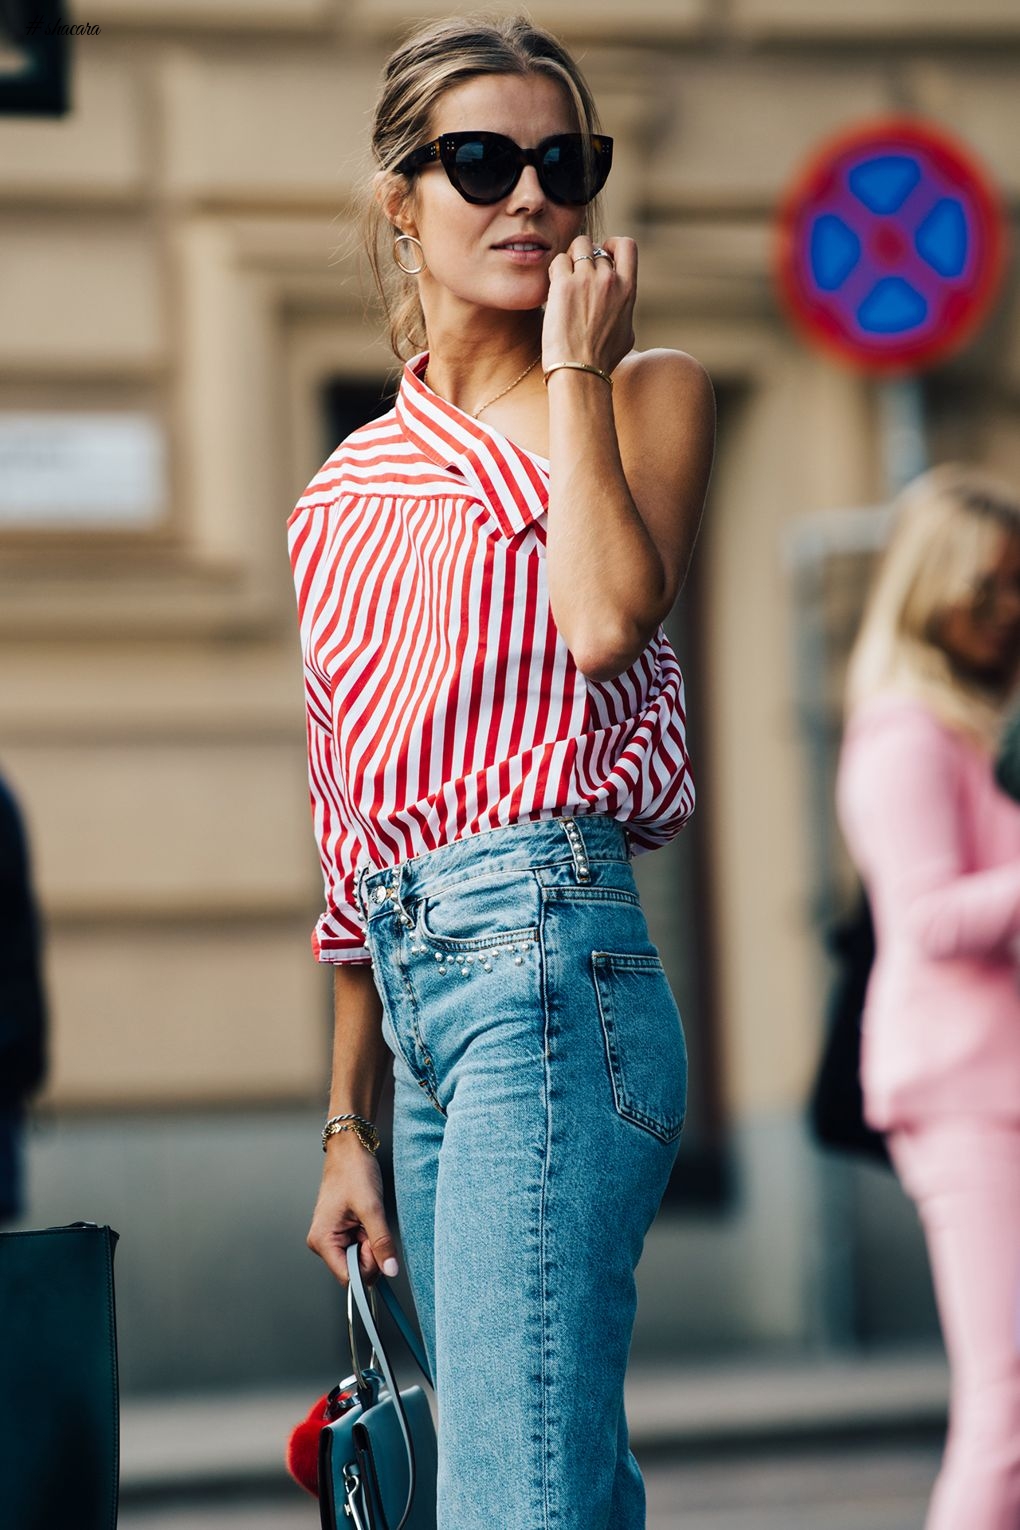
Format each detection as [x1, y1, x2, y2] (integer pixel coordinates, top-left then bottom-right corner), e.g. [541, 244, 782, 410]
[492, 243, 550, 265]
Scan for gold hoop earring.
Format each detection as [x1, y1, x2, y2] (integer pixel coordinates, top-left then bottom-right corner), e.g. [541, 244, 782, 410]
[393, 234, 426, 275]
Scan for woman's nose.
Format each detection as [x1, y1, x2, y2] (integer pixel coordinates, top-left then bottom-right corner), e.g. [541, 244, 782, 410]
[506, 164, 546, 212]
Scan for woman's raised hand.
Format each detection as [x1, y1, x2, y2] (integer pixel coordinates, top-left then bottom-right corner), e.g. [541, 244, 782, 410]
[542, 235, 637, 377]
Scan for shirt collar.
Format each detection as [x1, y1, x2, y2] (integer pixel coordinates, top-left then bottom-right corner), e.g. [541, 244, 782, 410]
[394, 351, 549, 538]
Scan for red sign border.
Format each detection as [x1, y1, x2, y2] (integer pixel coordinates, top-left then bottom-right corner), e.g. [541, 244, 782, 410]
[774, 116, 1009, 375]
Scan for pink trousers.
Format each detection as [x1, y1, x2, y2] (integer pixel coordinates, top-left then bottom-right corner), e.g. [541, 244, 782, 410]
[889, 1117, 1020, 1530]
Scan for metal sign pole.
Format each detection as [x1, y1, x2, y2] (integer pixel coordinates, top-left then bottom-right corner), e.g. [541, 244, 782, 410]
[877, 376, 928, 497]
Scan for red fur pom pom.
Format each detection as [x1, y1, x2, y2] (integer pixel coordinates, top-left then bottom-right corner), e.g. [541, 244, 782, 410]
[286, 1394, 329, 1498]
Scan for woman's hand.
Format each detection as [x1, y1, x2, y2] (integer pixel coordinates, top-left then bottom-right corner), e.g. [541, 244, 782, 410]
[306, 1135, 400, 1289]
[542, 235, 637, 377]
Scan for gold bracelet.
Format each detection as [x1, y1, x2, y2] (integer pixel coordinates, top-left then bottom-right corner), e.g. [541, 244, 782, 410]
[322, 1113, 380, 1155]
[542, 361, 613, 390]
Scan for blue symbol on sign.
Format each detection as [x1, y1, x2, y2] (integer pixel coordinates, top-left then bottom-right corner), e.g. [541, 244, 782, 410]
[811, 216, 860, 290]
[858, 278, 928, 333]
[847, 155, 920, 215]
[916, 199, 967, 278]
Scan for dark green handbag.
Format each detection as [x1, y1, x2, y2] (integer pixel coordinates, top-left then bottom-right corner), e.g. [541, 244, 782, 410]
[318, 1242, 437, 1530]
[0, 1222, 119, 1530]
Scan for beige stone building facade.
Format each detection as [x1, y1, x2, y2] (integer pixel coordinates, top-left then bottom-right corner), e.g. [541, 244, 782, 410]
[2, 0, 1019, 1389]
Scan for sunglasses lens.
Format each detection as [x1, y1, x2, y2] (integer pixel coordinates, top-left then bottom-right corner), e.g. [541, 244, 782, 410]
[540, 139, 583, 203]
[450, 138, 517, 202]
[542, 137, 611, 204]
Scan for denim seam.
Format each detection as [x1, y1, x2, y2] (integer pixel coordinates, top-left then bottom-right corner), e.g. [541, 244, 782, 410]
[593, 950, 664, 969]
[396, 931, 446, 1115]
[539, 900, 553, 1530]
[373, 948, 422, 1090]
[366, 855, 624, 911]
[416, 917, 540, 954]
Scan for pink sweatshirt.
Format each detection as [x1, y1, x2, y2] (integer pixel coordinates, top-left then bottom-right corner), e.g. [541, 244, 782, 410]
[835, 693, 1020, 1129]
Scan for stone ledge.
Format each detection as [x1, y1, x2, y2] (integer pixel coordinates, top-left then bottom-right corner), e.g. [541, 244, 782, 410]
[118, 1349, 949, 1497]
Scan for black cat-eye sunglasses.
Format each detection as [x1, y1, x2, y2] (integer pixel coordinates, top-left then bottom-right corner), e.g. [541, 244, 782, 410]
[394, 131, 613, 207]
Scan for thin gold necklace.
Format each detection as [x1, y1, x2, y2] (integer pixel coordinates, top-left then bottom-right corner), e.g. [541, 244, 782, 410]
[425, 354, 542, 419]
[474, 350, 547, 416]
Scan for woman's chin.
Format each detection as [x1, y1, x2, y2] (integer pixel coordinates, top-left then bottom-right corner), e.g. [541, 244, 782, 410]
[480, 276, 551, 312]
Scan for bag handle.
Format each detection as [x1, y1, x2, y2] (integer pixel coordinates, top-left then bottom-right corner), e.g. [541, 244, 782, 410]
[345, 1243, 432, 1530]
[349, 1253, 432, 1387]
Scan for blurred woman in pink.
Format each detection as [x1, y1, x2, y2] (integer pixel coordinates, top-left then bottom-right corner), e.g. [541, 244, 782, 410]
[836, 464, 1020, 1529]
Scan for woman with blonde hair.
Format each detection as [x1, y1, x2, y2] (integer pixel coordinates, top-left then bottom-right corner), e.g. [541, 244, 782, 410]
[836, 463, 1020, 1528]
[288, 12, 714, 1527]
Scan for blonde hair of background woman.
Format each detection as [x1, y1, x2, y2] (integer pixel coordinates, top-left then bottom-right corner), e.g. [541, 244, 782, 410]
[844, 462, 1020, 750]
[361, 13, 607, 360]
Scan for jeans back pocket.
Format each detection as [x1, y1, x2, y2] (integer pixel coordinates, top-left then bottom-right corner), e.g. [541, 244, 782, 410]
[592, 952, 687, 1144]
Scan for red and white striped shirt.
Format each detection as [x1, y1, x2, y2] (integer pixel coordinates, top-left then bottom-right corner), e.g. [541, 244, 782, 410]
[288, 352, 694, 964]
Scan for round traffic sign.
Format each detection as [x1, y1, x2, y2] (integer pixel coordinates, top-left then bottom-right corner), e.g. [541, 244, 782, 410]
[775, 118, 1008, 373]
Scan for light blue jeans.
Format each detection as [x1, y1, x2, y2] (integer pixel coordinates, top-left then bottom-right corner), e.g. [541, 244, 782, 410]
[356, 813, 687, 1530]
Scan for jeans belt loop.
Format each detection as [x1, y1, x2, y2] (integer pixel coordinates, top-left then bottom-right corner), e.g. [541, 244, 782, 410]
[391, 865, 415, 928]
[356, 864, 373, 921]
[561, 816, 591, 882]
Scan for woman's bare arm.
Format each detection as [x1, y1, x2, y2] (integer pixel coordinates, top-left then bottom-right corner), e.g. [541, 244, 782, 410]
[542, 236, 715, 681]
[306, 963, 400, 1287]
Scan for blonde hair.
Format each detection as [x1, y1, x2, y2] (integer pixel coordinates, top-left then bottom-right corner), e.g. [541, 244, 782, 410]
[844, 463, 1020, 749]
[363, 13, 606, 359]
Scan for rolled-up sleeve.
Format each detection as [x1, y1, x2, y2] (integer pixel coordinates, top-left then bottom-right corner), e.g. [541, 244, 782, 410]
[303, 711, 371, 964]
[290, 502, 371, 965]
